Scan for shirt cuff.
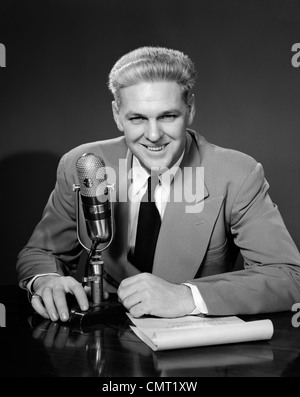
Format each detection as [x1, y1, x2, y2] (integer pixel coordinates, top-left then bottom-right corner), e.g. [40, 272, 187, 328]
[182, 282, 208, 315]
[26, 273, 61, 295]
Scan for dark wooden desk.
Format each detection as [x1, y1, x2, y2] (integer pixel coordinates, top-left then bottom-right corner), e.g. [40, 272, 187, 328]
[0, 285, 300, 377]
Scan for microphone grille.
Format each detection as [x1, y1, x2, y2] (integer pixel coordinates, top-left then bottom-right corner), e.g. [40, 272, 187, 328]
[76, 153, 107, 197]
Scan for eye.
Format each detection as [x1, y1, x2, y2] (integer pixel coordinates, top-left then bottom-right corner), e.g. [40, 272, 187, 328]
[161, 114, 177, 120]
[129, 116, 145, 123]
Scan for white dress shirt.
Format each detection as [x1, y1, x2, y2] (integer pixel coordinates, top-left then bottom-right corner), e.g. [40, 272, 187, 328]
[128, 155, 184, 250]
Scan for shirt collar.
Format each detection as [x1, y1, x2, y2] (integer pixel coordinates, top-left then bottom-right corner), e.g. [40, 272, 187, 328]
[130, 150, 185, 198]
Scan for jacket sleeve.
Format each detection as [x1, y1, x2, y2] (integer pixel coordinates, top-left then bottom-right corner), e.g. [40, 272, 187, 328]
[16, 154, 83, 288]
[190, 162, 300, 315]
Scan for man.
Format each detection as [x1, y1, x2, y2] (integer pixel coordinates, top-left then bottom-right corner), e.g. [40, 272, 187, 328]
[16, 46, 300, 322]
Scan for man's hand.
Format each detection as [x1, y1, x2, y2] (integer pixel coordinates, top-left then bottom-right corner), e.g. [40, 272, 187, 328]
[117, 273, 195, 318]
[31, 275, 89, 322]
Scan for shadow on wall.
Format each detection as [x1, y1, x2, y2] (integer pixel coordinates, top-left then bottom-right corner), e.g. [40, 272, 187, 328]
[0, 151, 60, 285]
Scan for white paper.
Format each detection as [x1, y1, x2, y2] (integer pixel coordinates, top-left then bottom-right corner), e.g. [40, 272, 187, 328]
[128, 314, 274, 351]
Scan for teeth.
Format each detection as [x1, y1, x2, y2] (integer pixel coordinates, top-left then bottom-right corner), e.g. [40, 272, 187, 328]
[147, 145, 165, 151]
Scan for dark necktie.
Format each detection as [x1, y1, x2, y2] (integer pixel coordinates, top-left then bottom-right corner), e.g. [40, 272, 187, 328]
[131, 176, 161, 273]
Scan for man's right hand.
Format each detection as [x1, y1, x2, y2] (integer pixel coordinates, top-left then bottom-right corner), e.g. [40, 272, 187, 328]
[31, 275, 89, 322]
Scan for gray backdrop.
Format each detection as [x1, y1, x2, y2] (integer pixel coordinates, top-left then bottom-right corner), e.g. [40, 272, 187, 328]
[1, 0, 300, 285]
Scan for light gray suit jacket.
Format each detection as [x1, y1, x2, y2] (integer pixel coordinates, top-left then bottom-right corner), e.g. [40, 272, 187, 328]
[17, 130, 300, 315]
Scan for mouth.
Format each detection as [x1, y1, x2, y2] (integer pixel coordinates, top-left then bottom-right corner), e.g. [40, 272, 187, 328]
[142, 143, 169, 152]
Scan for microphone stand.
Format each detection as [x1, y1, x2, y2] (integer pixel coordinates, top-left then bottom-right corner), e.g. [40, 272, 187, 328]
[69, 183, 121, 326]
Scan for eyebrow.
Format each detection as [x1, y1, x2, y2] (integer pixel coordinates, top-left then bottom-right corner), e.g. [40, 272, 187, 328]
[125, 109, 181, 118]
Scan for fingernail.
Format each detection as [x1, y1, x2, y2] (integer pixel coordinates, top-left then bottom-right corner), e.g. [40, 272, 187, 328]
[51, 313, 58, 321]
[82, 304, 89, 311]
[61, 312, 68, 321]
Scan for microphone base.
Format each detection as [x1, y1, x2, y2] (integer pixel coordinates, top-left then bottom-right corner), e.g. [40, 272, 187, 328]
[69, 295, 124, 327]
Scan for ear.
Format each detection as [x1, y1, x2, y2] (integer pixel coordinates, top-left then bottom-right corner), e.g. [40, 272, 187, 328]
[112, 101, 124, 132]
[186, 94, 196, 126]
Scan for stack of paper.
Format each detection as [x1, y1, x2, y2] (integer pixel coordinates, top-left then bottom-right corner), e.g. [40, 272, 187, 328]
[128, 314, 274, 351]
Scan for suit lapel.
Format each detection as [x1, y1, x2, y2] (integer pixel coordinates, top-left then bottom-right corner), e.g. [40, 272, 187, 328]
[152, 196, 224, 282]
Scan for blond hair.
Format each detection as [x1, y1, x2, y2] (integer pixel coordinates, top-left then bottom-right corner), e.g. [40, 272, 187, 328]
[108, 46, 197, 106]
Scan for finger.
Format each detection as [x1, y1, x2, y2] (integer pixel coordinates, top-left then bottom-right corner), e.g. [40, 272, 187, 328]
[52, 288, 70, 322]
[31, 295, 50, 320]
[42, 287, 59, 322]
[129, 301, 149, 318]
[121, 292, 143, 311]
[84, 285, 91, 298]
[71, 283, 89, 312]
[118, 279, 144, 303]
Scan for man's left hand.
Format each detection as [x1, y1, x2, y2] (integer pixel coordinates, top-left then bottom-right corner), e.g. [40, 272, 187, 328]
[117, 273, 195, 318]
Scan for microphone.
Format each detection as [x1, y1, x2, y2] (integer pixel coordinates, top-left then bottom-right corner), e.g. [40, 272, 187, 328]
[76, 153, 112, 244]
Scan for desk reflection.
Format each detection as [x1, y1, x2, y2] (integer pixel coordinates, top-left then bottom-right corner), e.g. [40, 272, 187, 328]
[28, 313, 275, 377]
[28, 313, 158, 377]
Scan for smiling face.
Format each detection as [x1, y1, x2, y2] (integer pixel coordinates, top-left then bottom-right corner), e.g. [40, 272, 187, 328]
[112, 81, 195, 173]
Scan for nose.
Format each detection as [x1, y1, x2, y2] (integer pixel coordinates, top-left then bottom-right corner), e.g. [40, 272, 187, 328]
[145, 120, 163, 142]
